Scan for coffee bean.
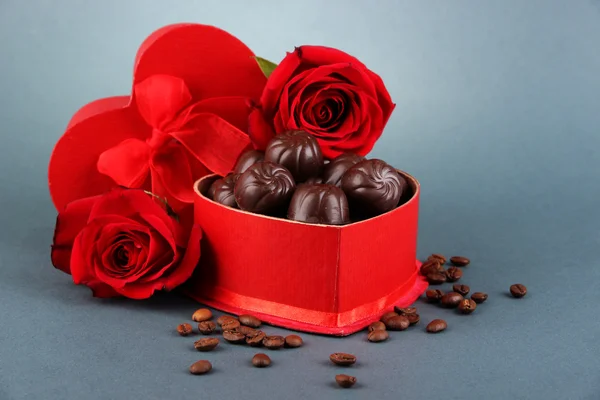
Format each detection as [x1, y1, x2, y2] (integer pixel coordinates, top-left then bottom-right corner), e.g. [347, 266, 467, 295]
[284, 335, 303, 348]
[445, 267, 463, 282]
[246, 330, 267, 347]
[335, 374, 357, 388]
[441, 292, 464, 308]
[458, 299, 477, 314]
[192, 308, 212, 322]
[426, 271, 447, 285]
[263, 335, 285, 349]
[471, 292, 488, 304]
[251, 353, 271, 368]
[368, 321, 386, 332]
[189, 360, 212, 375]
[450, 256, 470, 266]
[198, 321, 216, 335]
[394, 306, 417, 315]
[239, 314, 262, 328]
[510, 284, 527, 298]
[236, 325, 257, 336]
[177, 323, 193, 336]
[420, 260, 444, 276]
[367, 329, 389, 343]
[330, 353, 357, 366]
[453, 284, 470, 296]
[380, 311, 399, 323]
[385, 315, 410, 331]
[426, 319, 447, 333]
[216, 315, 237, 326]
[407, 313, 420, 325]
[428, 253, 446, 264]
[425, 289, 445, 302]
[221, 319, 241, 331]
[194, 337, 219, 352]
[222, 330, 246, 344]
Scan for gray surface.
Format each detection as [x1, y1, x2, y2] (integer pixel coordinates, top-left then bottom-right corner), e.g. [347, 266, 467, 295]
[1, 0, 599, 399]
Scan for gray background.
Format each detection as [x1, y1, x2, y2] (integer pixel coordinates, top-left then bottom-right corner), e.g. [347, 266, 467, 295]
[1, 0, 599, 399]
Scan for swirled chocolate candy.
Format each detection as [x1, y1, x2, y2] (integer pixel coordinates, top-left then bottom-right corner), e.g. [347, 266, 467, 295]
[234, 161, 296, 214]
[264, 131, 324, 182]
[305, 176, 323, 184]
[212, 174, 240, 208]
[207, 177, 221, 200]
[341, 159, 406, 216]
[322, 153, 365, 187]
[287, 184, 350, 225]
[233, 149, 264, 174]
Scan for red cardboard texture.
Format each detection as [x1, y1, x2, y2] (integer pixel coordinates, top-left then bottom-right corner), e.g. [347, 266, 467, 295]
[187, 171, 427, 336]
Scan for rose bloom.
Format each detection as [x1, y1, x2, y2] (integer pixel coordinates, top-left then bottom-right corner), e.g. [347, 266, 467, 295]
[51, 187, 202, 299]
[249, 45, 395, 158]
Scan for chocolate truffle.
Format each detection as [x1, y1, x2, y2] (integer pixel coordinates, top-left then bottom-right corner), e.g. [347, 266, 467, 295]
[288, 184, 350, 225]
[212, 174, 240, 208]
[207, 177, 221, 200]
[322, 153, 365, 187]
[305, 176, 323, 184]
[234, 161, 296, 214]
[233, 149, 264, 175]
[264, 131, 324, 182]
[341, 159, 406, 216]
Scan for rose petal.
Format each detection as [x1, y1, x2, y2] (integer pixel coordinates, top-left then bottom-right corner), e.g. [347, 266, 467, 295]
[87, 280, 121, 298]
[88, 187, 172, 223]
[260, 48, 303, 116]
[162, 223, 203, 291]
[70, 227, 100, 286]
[248, 104, 275, 150]
[365, 69, 395, 125]
[150, 143, 195, 204]
[97, 138, 150, 188]
[134, 75, 192, 130]
[295, 45, 367, 72]
[291, 63, 378, 99]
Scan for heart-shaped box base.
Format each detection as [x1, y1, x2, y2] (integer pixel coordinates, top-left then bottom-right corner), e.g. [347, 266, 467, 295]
[185, 171, 427, 336]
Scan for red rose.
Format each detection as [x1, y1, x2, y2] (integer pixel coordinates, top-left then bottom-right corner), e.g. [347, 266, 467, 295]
[249, 46, 395, 158]
[51, 187, 202, 299]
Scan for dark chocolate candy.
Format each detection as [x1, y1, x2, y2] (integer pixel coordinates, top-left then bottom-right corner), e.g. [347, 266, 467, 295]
[305, 176, 323, 184]
[288, 184, 350, 225]
[341, 159, 406, 216]
[212, 174, 240, 208]
[322, 153, 365, 187]
[264, 131, 324, 182]
[233, 149, 264, 174]
[207, 178, 221, 200]
[234, 161, 296, 214]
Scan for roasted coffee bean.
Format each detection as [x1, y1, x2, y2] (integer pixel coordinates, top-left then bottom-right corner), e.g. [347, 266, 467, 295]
[407, 313, 420, 325]
[420, 260, 444, 276]
[380, 311, 399, 323]
[426, 319, 447, 333]
[251, 353, 271, 368]
[189, 360, 212, 375]
[177, 323, 193, 336]
[330, 353, 357, 366]
[510, 284, 527, 298]
[263, 335, 285, 349]
[394, 306, 417, 315]
[222, 330, 246, 344]
[428, 253, 446, 264]
[239, 314, 262, 328]
[450, 256, 470, 266]
[471, 292, 488, 304]
[236, 325, 257, 336]
[425, 289, 445, 302]
[458, 299, 477, 314]
[441, 292, 464, 308]
[445, 267, 463, 282]
[198, 321, 217, 335]
[221, 319, 241, 331]
[385, 315, 410, 331]
[367, 329, 389, 343]
[194, 337, 219, 352]
[335, 374, 357, 388]
[453, 284, 470, 296]
[192, 308, 213, 322]
[426, 271, 447, 285]
[368, 321, 386, 332]
[216, 315, 237, 326]
[284, 335, 303, 348]
[246, 330, 267, 347]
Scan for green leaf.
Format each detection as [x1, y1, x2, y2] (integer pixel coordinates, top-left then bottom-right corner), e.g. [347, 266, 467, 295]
[253, 56, 278, 78]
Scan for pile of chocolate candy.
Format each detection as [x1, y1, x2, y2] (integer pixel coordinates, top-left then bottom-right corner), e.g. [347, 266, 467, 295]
[206, 131, 411, 225]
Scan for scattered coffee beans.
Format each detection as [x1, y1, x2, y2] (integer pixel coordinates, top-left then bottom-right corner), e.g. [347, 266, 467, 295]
[239, 314, 262, 328]
[385, 315, 410, 331]
[420, 260, 444, 276]
[426, 271, 447, 285]
[194, 337, 219, 352]
[407, 313, 420, 325]
[368, 329, 389, 343]
[198, 321, 216, 335]
[445, 267, 463, 282]
[458, 299, 477, 314]
[284, 335, 303, 348]
[246, 330, 267, 347]
[177, 323, 193, 336]
[223, 330, 246, 344]
[510, 284, 527, 298]
[470, 292, 488, 304]
[441, 292, 464, 308]
[216, 315, 237, 326]
[368, 321, 386, 332]
[263, 335, 285, 349]
[450, 256, 470, 266]
[335, 374, 357, 388]
[428, 253, 446, 264]
[192, 308, 213, 322]
[236, 326, 257, 336]
[252, 353, 271, 368]
[426, 319, 447, 333]
[425, 289, 445, 302]
[394, 306, 417, 315]
[453, 284, 470, 296]
[330, 353, 357, 366]
[380, 311, 399, 323]
[189, 360, 212, 375]
[221, 319, 241, 331]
